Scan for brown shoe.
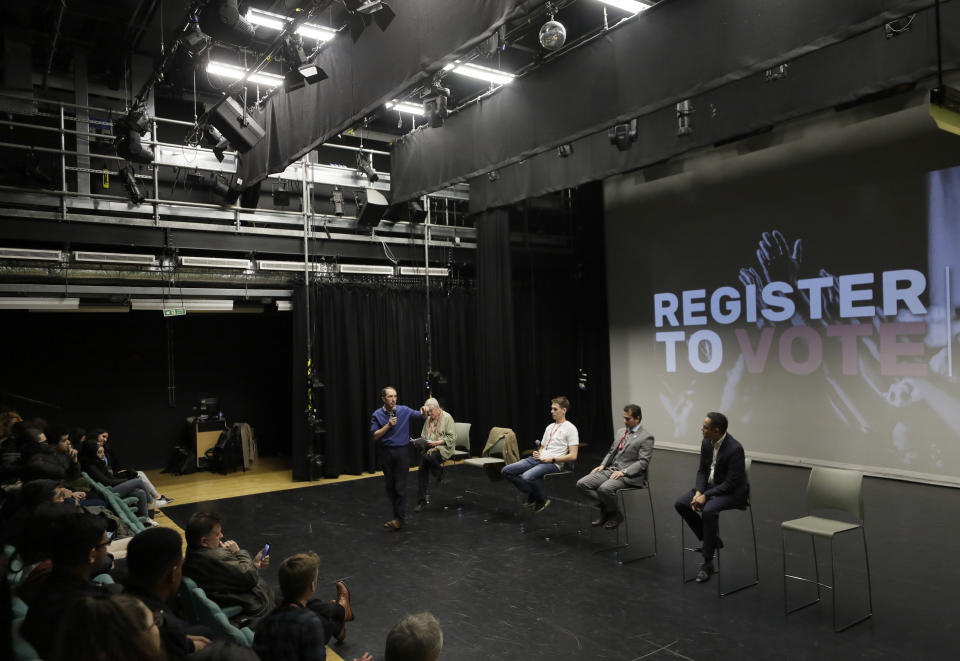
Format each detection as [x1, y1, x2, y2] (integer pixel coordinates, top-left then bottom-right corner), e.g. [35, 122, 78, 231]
[335, 581, 354, 622]
[335, 624, 346, 642]
[383, 519, 403, 530]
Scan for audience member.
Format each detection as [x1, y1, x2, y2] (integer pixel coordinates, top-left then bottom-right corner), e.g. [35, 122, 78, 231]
[19, 510, 115, 658]
[253, 551, 354, 660]
[183, 511, 273, 617]
[576, 404, 654, 529]
[673, 412, 749, 583]
[47, 593, 167, 661]
[91, 427, 169, 506]
[125, 527, 213, 658]
[385, 612, 442, 661]
[502, 396, 579, 512]
[80, 438, 155, 521]
[414, 398, 456, 513]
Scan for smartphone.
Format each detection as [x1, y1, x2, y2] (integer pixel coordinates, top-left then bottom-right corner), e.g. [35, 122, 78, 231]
[263, 543, 270, 556]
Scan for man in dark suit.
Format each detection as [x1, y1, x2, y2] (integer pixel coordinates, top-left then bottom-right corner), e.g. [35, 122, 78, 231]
[577, 404, 654, 529]
[674, 411, 748, 583]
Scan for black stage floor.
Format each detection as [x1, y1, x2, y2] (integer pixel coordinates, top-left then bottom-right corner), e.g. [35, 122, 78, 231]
[163, 449, 955, 661]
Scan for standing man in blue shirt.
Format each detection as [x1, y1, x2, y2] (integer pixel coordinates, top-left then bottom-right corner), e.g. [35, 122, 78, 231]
[371, 386, 425, 530]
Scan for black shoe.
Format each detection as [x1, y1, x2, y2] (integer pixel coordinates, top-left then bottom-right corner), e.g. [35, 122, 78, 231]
[603, 513, 623, 529]
[696, 563, 715, 583]
[591, 512, 609, 527]
[414, 500, 427, 512]
[534, 499, 551, 513]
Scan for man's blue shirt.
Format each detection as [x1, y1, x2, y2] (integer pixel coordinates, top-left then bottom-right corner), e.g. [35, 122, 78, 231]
[370, 405, 422, 447]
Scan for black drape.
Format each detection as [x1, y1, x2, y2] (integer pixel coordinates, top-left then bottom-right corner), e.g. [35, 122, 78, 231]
[310, 282, 477, 478]
[290, 284, 312, 481]
[476, 209, 519, 443]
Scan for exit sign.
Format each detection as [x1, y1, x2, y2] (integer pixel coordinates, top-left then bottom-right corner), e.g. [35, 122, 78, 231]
[163, 308, 186, 317]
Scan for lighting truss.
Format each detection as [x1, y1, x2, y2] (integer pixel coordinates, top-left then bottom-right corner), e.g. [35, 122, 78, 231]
[245, 8, 337, 41]
[596, 0, 653, 14]
[442, 61, 515, 85]
[385, 100, 425, 115]
[206, 61, 284, 88]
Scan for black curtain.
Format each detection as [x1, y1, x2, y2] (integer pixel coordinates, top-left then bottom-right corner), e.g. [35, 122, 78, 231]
[309, 282, 477, 478]
[476, 209, 519, 443]
[291, 285, 311, 481]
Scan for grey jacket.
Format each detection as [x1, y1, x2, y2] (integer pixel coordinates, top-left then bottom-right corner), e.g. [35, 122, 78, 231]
[183, 546, 274, 617]
[602, 425, 654, 487]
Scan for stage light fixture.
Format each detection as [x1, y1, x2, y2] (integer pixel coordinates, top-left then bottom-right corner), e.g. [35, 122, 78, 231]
[331, 187, 345, 215]
[120, 165, 145, 204]
[488, 170, 500, 182]
[676, 99, 693, 136]
[356, 150, 379, 183]
[557, 143, 574, 158]
[442, 61, 515, 85]
[201, 0, 255, 46]
[608, 118, 638, 151]
[345, 0, 396, 42]
[182, 23, 212, 58]
[273, 181, 292, 207]
[201, 124, 230, 162]
[424, 86, 450, 128]
[114, 106, 154, 164]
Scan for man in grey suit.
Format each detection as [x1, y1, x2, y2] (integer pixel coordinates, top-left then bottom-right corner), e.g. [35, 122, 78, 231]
[576, 404, 654, 529]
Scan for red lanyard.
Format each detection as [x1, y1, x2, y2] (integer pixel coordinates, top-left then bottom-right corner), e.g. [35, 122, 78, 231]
[546, 423, 562, 448]
[617, 429, 628, 452]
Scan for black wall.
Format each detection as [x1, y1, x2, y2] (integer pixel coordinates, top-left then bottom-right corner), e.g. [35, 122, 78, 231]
[1, 311, 292, 469]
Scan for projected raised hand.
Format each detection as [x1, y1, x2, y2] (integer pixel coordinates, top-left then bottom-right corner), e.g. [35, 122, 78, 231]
[757, 230, 802, 287]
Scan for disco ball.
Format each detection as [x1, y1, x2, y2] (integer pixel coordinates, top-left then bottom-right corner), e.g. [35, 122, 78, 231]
[539, 20, 566, 51]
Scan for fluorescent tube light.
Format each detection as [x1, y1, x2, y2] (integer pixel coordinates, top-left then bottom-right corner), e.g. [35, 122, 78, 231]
[206, 61, 283, 88]
[130, 299, 235, 311]
[257, 260, 325, 272]
[179, 256, 252, 269]
[385, 100, 425, 116]
[245, 8, 336, 41]
[0, 297, 79, 310]
[339, 264, 396, 276]
[399, 267, 449, 277]
[74, 251, 158, 266]
[276, 300, 293, 311]
[442, 61, 515, 85]
[596, 0, 652, 15]
[0, 248, 63, 261]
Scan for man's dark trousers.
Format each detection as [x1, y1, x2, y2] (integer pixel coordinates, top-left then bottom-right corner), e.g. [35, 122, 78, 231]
[382, 444, 410, 522]
[674, 489, 744, 564]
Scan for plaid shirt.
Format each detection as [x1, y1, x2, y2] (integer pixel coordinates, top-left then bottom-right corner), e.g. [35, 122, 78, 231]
[253, 603, 328, 661]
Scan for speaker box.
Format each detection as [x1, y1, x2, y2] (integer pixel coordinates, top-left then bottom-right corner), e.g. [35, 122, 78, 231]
[355, 188, 389, 228]
[210, 97, 265, 153]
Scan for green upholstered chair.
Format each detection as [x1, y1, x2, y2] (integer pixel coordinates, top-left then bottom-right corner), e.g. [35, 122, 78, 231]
[681, 458, 759, 596]
[180, 576, 252, 645]
[11, 595, 42, 661]
[452, 422, 471, 461]
[781, 466, 873, 632]
[83, 471, 147, 533]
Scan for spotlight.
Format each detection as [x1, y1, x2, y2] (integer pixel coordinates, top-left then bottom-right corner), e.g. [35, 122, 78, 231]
[424, 85, 450, 128]
[114, 106, 154, 164]
[201, 124, 230, 162]
[356, 150, 379, 183]
[488, 170, 500, 182]
[121, 165, 145, 204]
[557, 143, 574, 158]
[608, 118, 638, 151]
[331, 187, 345, 216]
[676, 99, 693, 136]
[345, 0, 395, 42]
[182, 22, 212, 58]
[213, 173, 231, 197]
[201, 0, 255, 47]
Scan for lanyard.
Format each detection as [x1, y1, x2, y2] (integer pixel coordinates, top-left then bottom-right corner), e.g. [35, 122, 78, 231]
[546, 423, 563, 449]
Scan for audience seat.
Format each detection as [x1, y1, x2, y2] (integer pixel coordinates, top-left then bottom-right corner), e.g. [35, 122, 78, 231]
[180, 575, 254, 645]
[82, 471, 148, 533]
[451, 422, 471, 461]
[11, 595, 41, 661]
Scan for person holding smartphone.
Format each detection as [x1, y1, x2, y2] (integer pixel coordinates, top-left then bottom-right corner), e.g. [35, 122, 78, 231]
[370, 386, 426, 530]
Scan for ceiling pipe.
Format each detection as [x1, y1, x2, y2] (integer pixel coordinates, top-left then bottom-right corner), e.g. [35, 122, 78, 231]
[42, 0, 68, 92]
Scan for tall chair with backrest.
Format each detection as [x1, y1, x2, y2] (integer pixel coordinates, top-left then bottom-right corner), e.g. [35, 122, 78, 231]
[681, 458, 759, 596]
[781, 466, 872, 632]
[452, 422, 471, 461]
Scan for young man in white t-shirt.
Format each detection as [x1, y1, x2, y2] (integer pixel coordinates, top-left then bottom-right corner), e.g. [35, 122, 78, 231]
[501, 396, 579, 512]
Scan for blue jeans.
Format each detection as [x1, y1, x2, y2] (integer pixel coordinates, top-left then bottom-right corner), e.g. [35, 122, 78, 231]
[111, 478, 150, 517]
[501, 457, 559, 504]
